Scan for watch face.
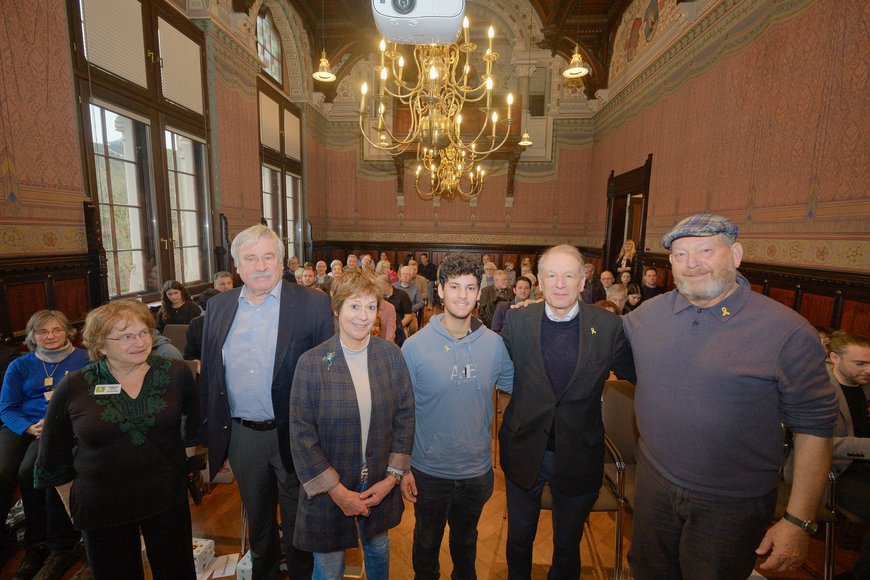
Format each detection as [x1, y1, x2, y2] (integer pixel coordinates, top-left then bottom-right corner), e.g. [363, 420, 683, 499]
[806, 521, 819, 534]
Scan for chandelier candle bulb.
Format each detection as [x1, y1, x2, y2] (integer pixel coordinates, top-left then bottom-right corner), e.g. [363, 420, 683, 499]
[488, 26, 494, 51]
[491, 111, 498, 138]
[507, 93, 513, 120]
[360, 82, 367, 113]
[463, 17, 469, 45]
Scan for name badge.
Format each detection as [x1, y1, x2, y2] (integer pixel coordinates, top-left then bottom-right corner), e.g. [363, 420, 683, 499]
[94, 384, 122, 395]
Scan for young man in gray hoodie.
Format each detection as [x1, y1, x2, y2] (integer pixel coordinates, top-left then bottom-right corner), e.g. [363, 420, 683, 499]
[401, 254, 514, 580]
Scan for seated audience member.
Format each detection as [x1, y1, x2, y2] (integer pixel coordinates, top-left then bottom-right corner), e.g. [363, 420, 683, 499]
[377, 278, 411, 347]
[293, 268, 305, 284]
[581, 263, 607, 304]
[212, 271, 234, 293]
[481, 262, 497, 288]
[599, 270, 615, 291]
[504, 261, 517, 287]
[345, 254, 359, 272]
[283, 256, 300, 284]
[330, 260, 344, 279]
[606, 283, 629, 314]
[300, 266, 318, 288]
[371, 313, 382, 337]
[828, 331, 870, 580]
[155, 280, 201, 332]
[360, 253, 374, 271]
[0, 311, 87, 579]
[640, 266, 665, 300]
[289, 270, 414, 580]
[36, 300, 199, 580]
[478, 269, 513, 328]
[595, 300, 622, 315]
[817, 326, 836, 361]
[378, 300, 398, 344]
[315, 261, 330, 285]
[619, 271, 633, 286]
[491, 276, 532, 333]
[624, 283, 643, 312]
[394, 266, 423, 336]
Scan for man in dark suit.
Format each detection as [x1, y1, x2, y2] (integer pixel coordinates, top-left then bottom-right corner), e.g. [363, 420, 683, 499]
[200, 225, 333, 579]
[499, 244, 635, 579]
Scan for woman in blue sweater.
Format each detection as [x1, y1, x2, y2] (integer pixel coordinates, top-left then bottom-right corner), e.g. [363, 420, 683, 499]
[0, 310, 88, 579]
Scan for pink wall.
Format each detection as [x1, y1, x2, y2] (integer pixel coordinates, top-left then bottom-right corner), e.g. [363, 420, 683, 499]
[590, 0, 868, 263]
[0, 0, 88, 255]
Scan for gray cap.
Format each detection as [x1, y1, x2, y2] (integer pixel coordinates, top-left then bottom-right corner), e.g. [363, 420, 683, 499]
[661, 214, 739, 250]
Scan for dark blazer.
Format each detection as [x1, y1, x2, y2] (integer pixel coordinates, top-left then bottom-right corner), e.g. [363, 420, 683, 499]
[289, 335, 414, 552]
[499, 301, 636, 495]
[200, 281, 334, 478]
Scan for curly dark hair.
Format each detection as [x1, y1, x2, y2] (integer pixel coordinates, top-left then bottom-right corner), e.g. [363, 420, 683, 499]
[158, 280, 193, 322]
[437, 254, 482, 287]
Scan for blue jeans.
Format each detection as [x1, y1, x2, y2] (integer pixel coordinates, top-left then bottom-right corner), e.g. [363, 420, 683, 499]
[313, 482, 390, 580]
[627, 450, 776, 580]
[412, 467, 494, 580]
[505, 450, 598, 580]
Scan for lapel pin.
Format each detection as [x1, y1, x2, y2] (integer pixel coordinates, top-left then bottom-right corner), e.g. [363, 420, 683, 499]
[444, 344, 451, 352]
[721, 307, 731, 317]
[590, 327, 597, 335]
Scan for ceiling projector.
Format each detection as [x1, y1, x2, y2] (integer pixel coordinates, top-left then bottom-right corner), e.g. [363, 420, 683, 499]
[371, 0, 465, 45]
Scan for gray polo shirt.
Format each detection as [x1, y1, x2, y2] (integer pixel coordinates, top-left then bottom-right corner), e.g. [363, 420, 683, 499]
[623, 274, 837, 497]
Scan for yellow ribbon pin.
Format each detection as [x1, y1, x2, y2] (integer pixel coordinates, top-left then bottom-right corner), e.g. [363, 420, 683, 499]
[721, 307, 731, 317]
[444, 344, 451, 352]
[591, 327, 597, 335]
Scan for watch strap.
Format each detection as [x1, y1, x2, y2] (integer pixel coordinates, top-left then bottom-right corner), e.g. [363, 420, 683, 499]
[782, 511, 817, 533]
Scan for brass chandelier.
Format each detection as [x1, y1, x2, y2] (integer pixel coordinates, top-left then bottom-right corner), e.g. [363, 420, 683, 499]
[359, 18, 513, 201]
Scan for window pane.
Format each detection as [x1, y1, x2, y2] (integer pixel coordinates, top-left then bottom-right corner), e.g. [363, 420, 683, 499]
[182, 247, 203, 283]
[113, 206, 142, 250]
[177, 174, 197, 210]
[103, 111, 138, 161]
[100, 204, 114, 250]
[181, 211, 198, 245]
[95, 157, 110, 203]
[174, 135, 196, 173]
[90, 105, 105, 155]
[165, 131, 175, 171]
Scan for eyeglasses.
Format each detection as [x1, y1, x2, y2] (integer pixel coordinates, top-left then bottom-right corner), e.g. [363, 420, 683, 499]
[105, 329, 156, 345]
[35, 328, 66, 337]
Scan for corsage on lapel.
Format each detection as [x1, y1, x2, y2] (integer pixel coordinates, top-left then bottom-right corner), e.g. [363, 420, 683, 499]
[322, 351, 336, 370]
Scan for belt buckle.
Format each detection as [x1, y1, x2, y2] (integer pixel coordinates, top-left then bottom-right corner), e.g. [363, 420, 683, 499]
[360, 466, 369, 482]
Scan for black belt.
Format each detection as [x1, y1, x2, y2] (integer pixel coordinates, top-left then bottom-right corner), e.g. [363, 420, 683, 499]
[233, 418, 276, 431]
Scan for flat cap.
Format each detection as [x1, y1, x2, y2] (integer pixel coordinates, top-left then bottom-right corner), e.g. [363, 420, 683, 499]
[661, 214, 739, 250]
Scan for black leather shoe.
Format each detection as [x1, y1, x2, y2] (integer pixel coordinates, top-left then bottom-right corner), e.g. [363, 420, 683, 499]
[12, 546, 49, 580]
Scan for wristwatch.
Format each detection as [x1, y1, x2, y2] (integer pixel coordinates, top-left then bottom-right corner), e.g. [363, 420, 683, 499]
[782, 511, 819, 534]
[386, 468, 403, 484]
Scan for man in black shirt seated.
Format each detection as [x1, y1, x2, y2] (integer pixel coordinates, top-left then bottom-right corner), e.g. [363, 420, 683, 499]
[828, 331, 870, 580]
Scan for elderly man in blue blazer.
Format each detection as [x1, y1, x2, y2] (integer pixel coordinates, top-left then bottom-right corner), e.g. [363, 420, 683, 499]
[499, 244, 636, 580]
[200, 225, 333, 580]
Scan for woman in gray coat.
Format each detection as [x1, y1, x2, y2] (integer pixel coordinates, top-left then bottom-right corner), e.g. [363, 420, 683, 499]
[290, 269, 414, 580]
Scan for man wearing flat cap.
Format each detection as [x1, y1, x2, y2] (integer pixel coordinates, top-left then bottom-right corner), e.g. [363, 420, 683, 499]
[623, 213, 838, 578]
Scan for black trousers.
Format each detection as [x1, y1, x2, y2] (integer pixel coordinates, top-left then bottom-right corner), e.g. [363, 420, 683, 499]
[82, 500, 195, 580]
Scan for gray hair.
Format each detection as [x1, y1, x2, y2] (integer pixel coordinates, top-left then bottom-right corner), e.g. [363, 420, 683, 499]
[213, 271, 232, 283]
[25, 310, 76, 352]
[230, 225, 284, 265]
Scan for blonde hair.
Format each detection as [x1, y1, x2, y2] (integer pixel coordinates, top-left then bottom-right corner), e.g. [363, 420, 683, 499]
[82, 300, 155, 361]
[617, 240, 637, 262]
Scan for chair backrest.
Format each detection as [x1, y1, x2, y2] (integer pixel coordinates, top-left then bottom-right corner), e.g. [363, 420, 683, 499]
[602, 379, 638, 463]
[163, 324, 188, 353]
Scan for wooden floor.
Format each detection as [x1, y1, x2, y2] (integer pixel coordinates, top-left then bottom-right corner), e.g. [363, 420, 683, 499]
[0, 447, 862, 580]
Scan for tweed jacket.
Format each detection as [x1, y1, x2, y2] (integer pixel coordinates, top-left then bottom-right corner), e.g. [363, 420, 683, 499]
[199, 281, 334, 478]
[831, 374, 870, 476]
[289, 335, 415, 552]
[498, 301, 635, 495]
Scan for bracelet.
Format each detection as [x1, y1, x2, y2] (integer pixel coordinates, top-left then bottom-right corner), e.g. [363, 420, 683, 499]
[386, 467, 404, 483]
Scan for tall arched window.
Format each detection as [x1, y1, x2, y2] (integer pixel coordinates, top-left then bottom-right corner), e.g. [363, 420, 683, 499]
[257, 8, 283, 85]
